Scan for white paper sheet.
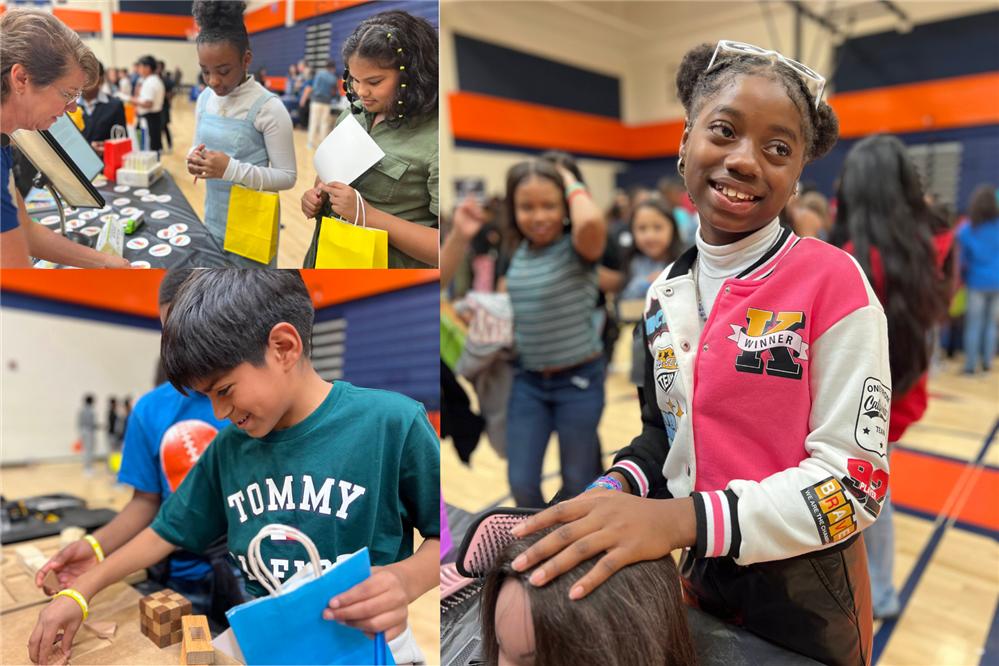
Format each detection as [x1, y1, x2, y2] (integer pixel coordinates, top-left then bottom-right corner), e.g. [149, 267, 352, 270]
[313, 113, 385, 187]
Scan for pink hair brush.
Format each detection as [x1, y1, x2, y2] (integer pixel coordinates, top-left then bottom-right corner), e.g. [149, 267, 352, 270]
[454, 507, 539, 578]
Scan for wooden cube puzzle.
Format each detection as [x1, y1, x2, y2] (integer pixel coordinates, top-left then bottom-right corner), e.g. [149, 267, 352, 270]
[181, 615, 214, 664]
[138, 589, 192, 648]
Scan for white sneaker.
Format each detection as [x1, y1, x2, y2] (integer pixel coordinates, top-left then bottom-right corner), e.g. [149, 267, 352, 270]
[164, 146, 173, 155]
[306, 142, 315, 149]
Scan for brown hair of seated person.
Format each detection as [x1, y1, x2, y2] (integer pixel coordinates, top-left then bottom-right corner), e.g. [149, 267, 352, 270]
[479, 525, 698, 666]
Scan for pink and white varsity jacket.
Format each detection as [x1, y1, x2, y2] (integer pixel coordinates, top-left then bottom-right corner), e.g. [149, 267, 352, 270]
[609, 227, 892, 565]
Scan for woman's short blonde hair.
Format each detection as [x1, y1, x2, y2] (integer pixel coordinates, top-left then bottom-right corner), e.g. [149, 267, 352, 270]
[1, 7, 99, 104]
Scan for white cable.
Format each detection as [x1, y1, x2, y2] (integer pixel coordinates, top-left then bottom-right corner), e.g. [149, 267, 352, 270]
[246, 525, 323, 596]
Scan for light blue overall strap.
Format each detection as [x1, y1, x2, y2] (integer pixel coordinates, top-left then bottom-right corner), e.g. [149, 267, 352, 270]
[195, 86, 212, 144]
[245, 90, 278, 126]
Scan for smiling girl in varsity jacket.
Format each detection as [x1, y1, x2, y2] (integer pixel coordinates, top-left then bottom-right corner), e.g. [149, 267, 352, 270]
[510, 41, 890, 666]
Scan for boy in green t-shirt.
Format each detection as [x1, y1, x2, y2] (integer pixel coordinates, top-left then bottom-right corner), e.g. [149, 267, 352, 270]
[29, 271, 440, 666]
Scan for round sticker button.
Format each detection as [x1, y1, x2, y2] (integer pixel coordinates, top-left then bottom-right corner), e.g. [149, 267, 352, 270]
[130, 260, 151, 268]
[78, 211, 99, 220]
[100, 214, 120, 224]
[133, 189, 150, 197]
[66, 219, 84, 229]
[113, 185, 130, 193]
[63, 207, 78, 216]
[127, 237, 150, 250]
[39, 215, 60, 226]
[169, 234, 191, 247]
[149, 244, 172, 257]
[168, 223, 188, 235]
[150, 210, 170, 220]
[156, 228, 174, 240]
[80, 226, 102, 237]
[98, 205, 112, 213]
[156, 194, 172, 203]
[112, 198, 130, 206]
[120, 207, 141, 217]
[141, 195, 158, 203]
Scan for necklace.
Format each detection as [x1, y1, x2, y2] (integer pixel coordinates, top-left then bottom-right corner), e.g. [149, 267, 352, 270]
[216, 78, 245, 117]
[694, 256, 707, 323]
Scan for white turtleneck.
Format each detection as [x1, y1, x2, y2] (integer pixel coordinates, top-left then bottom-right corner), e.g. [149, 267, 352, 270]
[694, 218, 783, 320]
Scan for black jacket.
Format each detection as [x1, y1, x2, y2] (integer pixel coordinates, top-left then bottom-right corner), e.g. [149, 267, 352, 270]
[80, 96, 128, 145]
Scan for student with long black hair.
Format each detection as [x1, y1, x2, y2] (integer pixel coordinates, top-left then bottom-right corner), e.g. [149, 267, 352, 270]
[830, 134, 952, 620]
[186, 0, 296, 268]
[300, 9, 439, 268]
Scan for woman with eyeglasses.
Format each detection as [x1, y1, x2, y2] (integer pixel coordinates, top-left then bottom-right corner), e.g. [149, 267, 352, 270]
[510, 40, 887, 666]
[0, 8, 132, 268]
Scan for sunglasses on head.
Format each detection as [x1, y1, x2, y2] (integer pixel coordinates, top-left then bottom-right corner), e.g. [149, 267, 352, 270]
[707, 40, 826, 108]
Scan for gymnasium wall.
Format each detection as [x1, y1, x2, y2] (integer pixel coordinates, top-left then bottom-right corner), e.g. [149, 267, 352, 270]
[247, 0, 438, 87]
[441, 1, 999, 214]
[0, 271, 440, 465]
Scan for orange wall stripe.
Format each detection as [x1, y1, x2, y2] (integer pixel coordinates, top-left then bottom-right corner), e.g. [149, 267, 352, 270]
[53, 8, 102, 33]
[244, 0, 286, 35]
[830, 71, 999, 139]
[0, 269, 439, 320]
[294, 0, 371, 22]
[451, 73, 999, 160]
[263, 76, 287, 92]
[112, 12, 195, 38]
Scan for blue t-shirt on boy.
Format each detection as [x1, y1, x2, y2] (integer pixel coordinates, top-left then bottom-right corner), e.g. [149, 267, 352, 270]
[118, 382, 228, 581]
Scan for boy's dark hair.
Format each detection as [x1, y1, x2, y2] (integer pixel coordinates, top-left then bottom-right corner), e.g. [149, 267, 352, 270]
[158, 269, 196, 306]
[84, 394, 94, 405]
[479, 525, 698, 666]
[831, 134, 950, 396]
[969, 184, 999, 226]
[138, 55, 157, 70]
[161, 270, 315, 396]
[193, 0, 250, 57]
[342, 9, 438, 129]
[504, 159, 568, 246]
[676, 43, 839, 161]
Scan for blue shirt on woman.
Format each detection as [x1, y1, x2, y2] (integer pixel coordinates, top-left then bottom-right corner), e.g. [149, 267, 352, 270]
[1, 140, 20, 233]
[957, 218, 999, 290]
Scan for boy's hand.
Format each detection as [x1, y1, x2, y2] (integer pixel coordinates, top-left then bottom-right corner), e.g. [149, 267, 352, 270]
[508, 494, 696, 600]
[35, 541, 97, 595]
[323, 566, 408, 641]
[28, 595, 84, 665]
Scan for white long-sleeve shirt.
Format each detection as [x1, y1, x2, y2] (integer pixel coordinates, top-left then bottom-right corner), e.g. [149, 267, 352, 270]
[191, 76, 297, 192]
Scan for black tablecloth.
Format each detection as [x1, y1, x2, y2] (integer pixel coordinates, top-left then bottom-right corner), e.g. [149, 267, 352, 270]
[28, 170, 231, 268]
[441, 504, 822, 666]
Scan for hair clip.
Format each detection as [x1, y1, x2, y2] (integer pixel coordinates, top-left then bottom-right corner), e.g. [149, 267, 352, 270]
[386, 33, 391, 37]
[401, 84, 406, 87]
[397, 48, 402, 52]
[398, 101, 402, 104]
[398, 115, 403, 118]
[399, 66, 405, 70]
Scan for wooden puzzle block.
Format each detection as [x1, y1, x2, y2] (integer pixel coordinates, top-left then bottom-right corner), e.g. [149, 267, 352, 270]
[14, 545, 48, 578]
[42, 569, 60, 591]
[181, 615, 214, 665]
[137, 589, 192, 648]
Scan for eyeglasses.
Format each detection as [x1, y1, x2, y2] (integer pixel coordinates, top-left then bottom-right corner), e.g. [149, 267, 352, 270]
[52, 84, 82, 107]
[706, 40, 826, 108]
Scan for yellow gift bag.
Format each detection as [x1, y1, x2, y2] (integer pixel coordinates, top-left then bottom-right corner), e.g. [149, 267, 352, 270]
[224, 183, 280, 265]
[316, 190, 388, 269]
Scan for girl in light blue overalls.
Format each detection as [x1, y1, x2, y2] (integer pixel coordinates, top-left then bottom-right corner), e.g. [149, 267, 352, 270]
[186, 0, 297, 268]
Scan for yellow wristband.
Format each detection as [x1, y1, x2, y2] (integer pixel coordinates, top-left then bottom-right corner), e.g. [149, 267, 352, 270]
[54, 589, 89, 620]
[84, 535, 104, 563]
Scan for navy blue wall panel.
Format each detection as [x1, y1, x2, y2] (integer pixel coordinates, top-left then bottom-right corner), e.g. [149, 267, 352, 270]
[833, 11, 999, 93]
[454, 34, 621, 119]
[249, 0, 438, 80]
[118, 1, 194, 15]
[614, 125, 999, 214]
[315, 281, 439, 410]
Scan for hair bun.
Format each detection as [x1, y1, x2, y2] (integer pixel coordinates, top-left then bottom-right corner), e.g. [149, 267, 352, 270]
[676, 43, 715, 111]
[809, 101, 840, 161]
[192, 0, 246, 31]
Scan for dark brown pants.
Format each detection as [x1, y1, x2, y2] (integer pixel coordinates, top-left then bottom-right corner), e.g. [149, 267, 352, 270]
[680, 533, 873, 666]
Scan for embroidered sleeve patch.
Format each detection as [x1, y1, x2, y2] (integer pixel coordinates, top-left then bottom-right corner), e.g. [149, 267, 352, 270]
[801, 477, 857, 545]
[855, 377, 891, 457]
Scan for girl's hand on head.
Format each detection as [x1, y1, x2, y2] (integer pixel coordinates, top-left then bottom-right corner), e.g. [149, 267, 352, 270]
[453, 196, 486, 240]
[186, 150, 229, 180]
[323, 566, 409, 641]
[554, 164, 578, 190]
[320, 182, 358, 221]
[508, 493, 684, 600]
[27, 595, 84, 665]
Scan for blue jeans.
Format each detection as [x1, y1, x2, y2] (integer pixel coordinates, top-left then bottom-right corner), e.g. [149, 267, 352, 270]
[864, 453, 900, 618]
[964, 289, 999, 372]
[507, 356, 605, 508]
